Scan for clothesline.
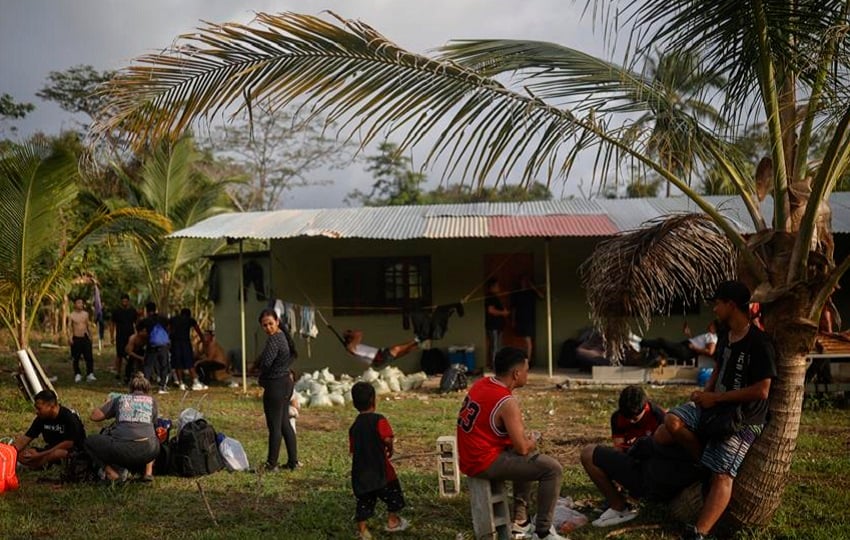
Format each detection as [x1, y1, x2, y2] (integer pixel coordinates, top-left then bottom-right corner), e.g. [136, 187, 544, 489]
[269, 286, 545, 314]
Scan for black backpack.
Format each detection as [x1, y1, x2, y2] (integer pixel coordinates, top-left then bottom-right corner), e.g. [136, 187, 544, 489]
[61, 448, 97, 483]
[172, 419, 224, 477]
[421, 348, 449, 375]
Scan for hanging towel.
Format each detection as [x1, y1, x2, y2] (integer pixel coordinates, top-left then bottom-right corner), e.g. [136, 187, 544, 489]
[299, 306, 318, 339]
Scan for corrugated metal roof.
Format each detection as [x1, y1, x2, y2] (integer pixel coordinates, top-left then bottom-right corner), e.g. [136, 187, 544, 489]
[168, 194, 850, 240]
[488, 215, 617, 237]
[424, 216, 488, 238]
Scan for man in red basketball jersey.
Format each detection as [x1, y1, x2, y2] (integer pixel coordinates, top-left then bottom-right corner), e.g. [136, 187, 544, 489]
[457, 347, 566, 540]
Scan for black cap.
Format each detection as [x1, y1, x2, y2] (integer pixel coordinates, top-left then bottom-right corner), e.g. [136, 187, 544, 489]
[711, 280, 751, 307]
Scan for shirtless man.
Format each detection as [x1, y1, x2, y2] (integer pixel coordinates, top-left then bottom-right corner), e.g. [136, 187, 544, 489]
[69, 298, 96, 383]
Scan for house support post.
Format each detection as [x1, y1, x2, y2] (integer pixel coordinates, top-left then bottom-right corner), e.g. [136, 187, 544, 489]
[545, 238, 553, 378]
[238, 239, 247, 393]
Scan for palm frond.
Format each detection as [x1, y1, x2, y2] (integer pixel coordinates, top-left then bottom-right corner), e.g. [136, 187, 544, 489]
[590, 0, 850, 122]
[0, 142, 78, 287]
[580, 213, 736, 362]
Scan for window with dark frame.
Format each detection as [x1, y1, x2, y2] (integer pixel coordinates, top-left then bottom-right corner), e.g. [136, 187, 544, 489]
[332, 256, 431, 316]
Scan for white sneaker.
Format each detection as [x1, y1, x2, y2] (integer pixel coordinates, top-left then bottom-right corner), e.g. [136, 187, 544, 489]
[157, 388, 168, 395]
[592, 506, 638, 527]
[532, 527, 570, 540]
[74, 374, 83, 383]
[178, 383, 187, 391]
[86, 373, 97, 382]
[191, 380, 208, 391]
[512, 520, 534, 539]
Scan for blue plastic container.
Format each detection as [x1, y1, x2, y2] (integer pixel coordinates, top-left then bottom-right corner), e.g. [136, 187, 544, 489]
[448, 346, 476, 371]
[697, 367, 714, 387]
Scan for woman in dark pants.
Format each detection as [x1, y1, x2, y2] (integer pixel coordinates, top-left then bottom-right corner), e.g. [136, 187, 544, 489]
[87, 372, 159, 482]
[257, 308, 299, 471]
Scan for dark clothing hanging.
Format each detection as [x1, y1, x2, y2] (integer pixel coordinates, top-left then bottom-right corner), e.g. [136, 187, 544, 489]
[242, 260, 266, 301]
[208, 263, 220, 303]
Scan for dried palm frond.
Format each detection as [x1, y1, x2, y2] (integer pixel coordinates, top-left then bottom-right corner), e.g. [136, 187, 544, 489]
[580, 213, 736, 363]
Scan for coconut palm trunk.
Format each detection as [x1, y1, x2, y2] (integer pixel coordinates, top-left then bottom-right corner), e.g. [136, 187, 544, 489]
[731, 299, 813, 524]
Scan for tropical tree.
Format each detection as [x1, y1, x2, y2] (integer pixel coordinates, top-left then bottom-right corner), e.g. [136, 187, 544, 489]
[93, 4, 850, 526]
[631, 50, 726, 196]
[0, 93, 35, 140]
[116, 135, 233, 312]
[201, 99, 351, 210]
[0, 140, 168, 349]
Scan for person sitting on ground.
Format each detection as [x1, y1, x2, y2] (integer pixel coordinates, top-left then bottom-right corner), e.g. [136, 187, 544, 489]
[124, 322, 148, 376]
[610, 385, 666, 451]
[86, 372, 160, 483]
[653, 281, 776, 540]
[343, 330, 419, 369]
[580, 435, 707, 528]
[194, 330, 233, 383]
[456, 347, 565, 540]
[640, 320, 718, 365]
[349, 381, 409, 539]
[13, 390, 85, 470]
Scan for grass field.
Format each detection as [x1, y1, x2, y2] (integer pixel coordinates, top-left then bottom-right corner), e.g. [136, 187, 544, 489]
[1, 349, 849, 539]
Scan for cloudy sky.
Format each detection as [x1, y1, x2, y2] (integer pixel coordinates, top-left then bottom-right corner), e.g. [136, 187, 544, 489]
[0, 0, 616, 207]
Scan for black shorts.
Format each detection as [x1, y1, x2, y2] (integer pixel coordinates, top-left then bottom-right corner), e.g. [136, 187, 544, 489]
[354, 479, 405, 521]
[592, 446, 645, 498]
[372, 348, 395, 368]
[170, 341, 194, 369]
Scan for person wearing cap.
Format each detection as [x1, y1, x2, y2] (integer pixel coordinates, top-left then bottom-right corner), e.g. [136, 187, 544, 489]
[651, 280, 777, 540]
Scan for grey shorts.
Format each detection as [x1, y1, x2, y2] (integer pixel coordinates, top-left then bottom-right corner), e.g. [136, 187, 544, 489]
[669, 402, 763, 477]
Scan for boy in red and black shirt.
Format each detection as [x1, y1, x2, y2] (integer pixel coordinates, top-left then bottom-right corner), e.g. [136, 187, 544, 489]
[349, 382, 409, 539]
[610, 385, 666, 451]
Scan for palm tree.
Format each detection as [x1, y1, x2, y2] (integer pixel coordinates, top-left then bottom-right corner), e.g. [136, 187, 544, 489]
[93, 4, 850, 525]
[0, 140, 168, 349]
[116, 135, 233, 311]
[632, 50, 726, 196]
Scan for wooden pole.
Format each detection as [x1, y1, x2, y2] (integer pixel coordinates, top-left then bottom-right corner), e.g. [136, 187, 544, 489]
[545, 239, 553, 378]
[239, 239, 247, 393]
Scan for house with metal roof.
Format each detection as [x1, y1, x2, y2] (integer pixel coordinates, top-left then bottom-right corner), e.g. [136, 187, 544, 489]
[173, 194, 850, 376]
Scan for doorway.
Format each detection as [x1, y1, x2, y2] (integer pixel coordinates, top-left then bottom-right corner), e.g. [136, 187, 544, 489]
[483, 253, 535, 354]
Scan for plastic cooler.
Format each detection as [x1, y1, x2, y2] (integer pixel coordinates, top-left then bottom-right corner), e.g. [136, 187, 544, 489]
[448, 346, 475, 371]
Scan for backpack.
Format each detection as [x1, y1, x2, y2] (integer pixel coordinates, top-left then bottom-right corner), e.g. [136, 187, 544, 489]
[172, 419, 224, 477]
[149, 322, 170, 347]
[438, 363, 468, 394]
[421, 348, 449, 375]
[155, 439, 175, 476]
[61, 448, 97, 484]
[0, 442, 19, 492]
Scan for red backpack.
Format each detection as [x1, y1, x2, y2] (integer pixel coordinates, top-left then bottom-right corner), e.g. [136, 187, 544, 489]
[0, 442, 19, 493]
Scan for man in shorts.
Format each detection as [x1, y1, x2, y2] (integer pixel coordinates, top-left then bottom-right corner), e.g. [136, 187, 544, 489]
[343, 330, 419, 368]
[69, 298, 96, 383]
[653, 281, 777, 540]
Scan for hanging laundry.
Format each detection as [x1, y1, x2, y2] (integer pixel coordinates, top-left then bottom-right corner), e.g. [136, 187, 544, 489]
[241, 260, 266, 301]
[283, 302, 298, 334]
[299, 305, 318, 359]
[299, 306, 318, 339]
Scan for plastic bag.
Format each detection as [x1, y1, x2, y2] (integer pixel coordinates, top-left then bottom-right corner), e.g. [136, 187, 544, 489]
[218, 436, 250, 472]
[177, 408, 204, 431]
[552, 499, 588, 534]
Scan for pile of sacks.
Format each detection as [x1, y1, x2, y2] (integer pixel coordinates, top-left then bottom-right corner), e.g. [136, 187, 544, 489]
[293, 366, 428, 408]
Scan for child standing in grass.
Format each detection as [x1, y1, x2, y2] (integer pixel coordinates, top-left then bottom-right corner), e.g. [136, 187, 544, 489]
[349, 381, 409, 539]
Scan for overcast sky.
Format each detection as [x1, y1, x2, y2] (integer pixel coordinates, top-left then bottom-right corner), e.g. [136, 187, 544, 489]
[0, 0, 615, 207]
